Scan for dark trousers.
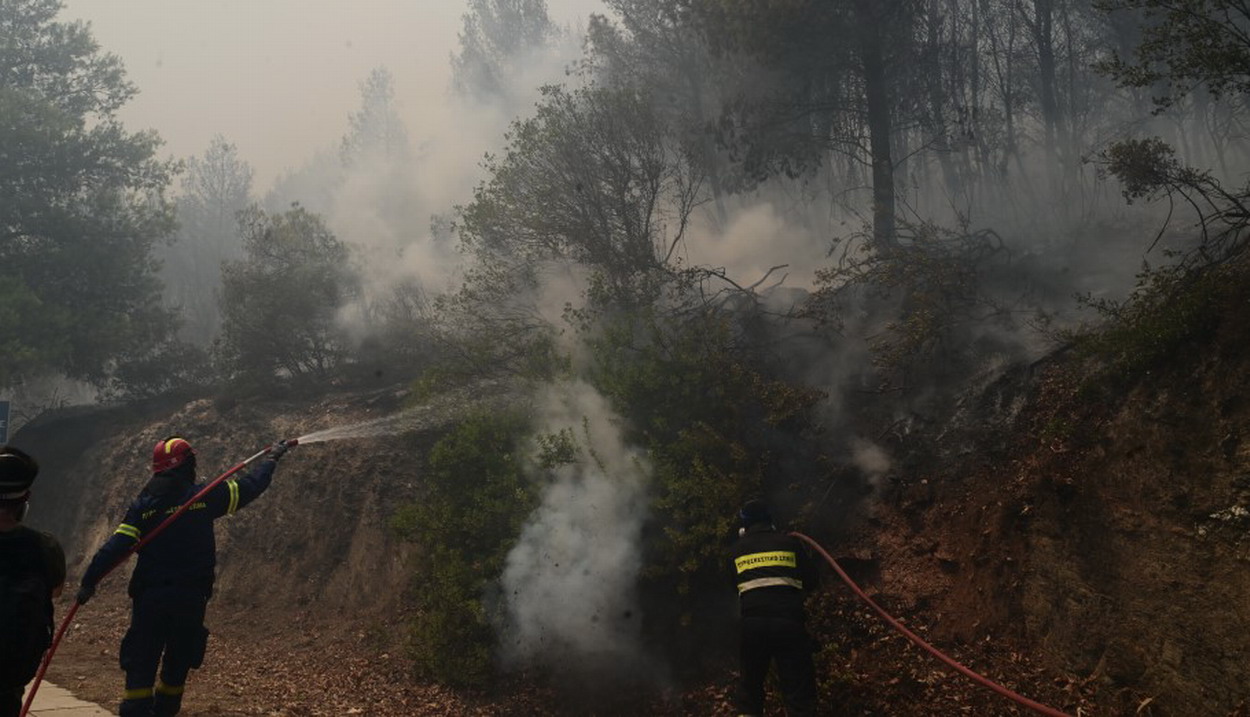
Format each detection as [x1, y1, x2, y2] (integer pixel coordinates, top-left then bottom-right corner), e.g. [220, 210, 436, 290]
[1, 684, 20, 717]
[737, 616, 817, 717]
[118, 587, 208, 717]
[2, 649, 43, 717]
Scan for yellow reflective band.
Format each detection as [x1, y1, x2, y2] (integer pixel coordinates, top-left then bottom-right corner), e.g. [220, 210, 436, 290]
[164, 438, 187, 454]
[123, 687, 153, 700]
[155, 681, 185, 696]
[738, 576, 803, 594]
[142, 502, 208, 521]
[115, 524, 141, 540]
[227, 479, 240, 514]
[734, 551, 797, 574]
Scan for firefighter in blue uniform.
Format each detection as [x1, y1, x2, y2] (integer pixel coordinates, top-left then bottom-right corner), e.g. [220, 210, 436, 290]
[729, 498, 820, 717]
[76, 436, 291, 717]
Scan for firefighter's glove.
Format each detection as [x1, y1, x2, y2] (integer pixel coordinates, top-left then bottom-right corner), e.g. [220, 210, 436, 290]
[267, 440, 292, 462]
[76, 582, 95, 605]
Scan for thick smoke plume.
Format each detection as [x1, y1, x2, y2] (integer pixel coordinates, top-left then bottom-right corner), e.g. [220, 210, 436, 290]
[498, 379, 655, 679]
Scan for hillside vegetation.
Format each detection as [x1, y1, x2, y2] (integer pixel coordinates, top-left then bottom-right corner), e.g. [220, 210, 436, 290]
[12, 255, 1250, 715]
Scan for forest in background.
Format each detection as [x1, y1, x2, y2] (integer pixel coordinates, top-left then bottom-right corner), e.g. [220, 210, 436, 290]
[6, 0, 1250, 703]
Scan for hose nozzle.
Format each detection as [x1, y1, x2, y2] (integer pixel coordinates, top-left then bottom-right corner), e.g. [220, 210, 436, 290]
[267, 438, 298, 461]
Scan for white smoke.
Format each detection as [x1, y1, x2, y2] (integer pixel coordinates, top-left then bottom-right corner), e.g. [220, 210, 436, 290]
[682, 200, 832, 292]
[850, 436, 892, 491]
[498, 379, 654, 675]
[269, 15, 591, 338]
[330, 147, 463, 299]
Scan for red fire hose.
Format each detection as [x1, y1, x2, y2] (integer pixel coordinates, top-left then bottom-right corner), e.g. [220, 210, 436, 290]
[20, 441, 292, 716]
[791, 532, 1072, 717]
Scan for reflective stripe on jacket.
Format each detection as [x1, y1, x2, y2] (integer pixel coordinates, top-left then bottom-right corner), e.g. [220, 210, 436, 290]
[729, 524, 815, 621]
[81, 459, 276, 598]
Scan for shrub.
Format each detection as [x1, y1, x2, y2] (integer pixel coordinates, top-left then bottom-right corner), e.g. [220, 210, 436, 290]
[1067, 259, 1239, 389]
[584, 304, 825, 619]
[390, 410, 537, 688]
[806, 221, 1014, 391]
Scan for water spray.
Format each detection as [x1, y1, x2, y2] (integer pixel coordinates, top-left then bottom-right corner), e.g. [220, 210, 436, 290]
[295, 379, 521, 445]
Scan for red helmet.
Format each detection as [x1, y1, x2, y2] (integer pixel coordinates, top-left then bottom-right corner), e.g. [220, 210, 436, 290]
[152, 437, 195, 473]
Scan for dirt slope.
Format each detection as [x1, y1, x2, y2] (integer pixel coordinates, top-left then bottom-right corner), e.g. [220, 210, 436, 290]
[829, 301, 1250, 715]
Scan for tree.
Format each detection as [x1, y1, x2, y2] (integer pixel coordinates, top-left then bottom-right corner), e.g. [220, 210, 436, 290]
[440, 82, 705, 379]
[163, 135, 253, 343]
[459, 84, 702, 294]
[266, 68, 408, 217]
[450, 0, 559, 102]
[335, 66, 419, 270]
[1093, 1, 1250, 270]
[1099, 137, 1250, 265]
[1096, 0, 1250, 109]
[340, 67, 409, 165]
[217, 205, 358, 384]
[586, 0, 735, 224]
[695, 0, 922, 246]
[0, 0, 178, 390]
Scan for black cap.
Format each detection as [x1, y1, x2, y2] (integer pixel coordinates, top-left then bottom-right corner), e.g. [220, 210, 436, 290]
[739, 497, 772, 527]
[0, 446, 39, 500]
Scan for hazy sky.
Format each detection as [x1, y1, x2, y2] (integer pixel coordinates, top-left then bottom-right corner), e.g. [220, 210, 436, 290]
[59, 0, 598, 188]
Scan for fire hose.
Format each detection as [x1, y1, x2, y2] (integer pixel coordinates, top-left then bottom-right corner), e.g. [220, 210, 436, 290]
[791, 531, 1072, 717]
[20, 440, 295, 717]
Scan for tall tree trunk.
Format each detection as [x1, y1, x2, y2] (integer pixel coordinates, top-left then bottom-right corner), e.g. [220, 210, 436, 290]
[926, 0, 963, 202]
[968, 0, 992, 191]
[856, 1, 896, 247]
[1028, 0, 1062, 182]
[1060, 0, 1084, 188]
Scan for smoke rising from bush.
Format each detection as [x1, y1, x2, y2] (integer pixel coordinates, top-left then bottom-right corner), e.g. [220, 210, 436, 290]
[498, 380, 655, 678]
[851, 437, 892, 491]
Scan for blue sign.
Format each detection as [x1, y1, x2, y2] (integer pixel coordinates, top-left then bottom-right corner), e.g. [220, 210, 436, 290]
[0, 401, 8, 444]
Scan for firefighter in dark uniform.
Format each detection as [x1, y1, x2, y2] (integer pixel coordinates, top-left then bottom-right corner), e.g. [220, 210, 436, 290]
[76, 436, 292, 717]
[0, 446, 65, 717]
[729, 498, 819, 717]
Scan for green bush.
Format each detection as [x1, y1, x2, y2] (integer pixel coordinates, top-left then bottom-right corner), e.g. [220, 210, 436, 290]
[584, 304, 824, 609]
[390, 410, 537, 688]
[1068, 259, 1238, 389]
[807, 222, 1011, 390]
[396, 546, 497, 688]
